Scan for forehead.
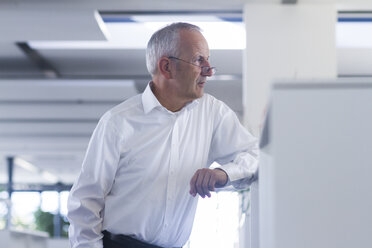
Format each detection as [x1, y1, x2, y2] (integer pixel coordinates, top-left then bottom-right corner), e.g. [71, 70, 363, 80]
[178, 29, 209, 57]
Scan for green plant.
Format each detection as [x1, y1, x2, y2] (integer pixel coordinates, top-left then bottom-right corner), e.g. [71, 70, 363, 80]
[33, 208, 69, 237]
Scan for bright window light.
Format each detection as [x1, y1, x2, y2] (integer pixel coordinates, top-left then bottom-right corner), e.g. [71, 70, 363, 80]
[41, 191, 59, 214]
[11, 192, 40, 228]
[60, 191, 69, 216]
[0, 200, 7, 229]
[186, 192, 240, 248]
[29, 14, 245, 50]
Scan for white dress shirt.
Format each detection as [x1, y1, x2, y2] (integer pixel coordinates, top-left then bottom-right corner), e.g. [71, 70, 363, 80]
[67, 83, 259, 248]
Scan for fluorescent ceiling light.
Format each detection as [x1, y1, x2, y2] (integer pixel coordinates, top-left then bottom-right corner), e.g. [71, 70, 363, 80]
[14, 157, 59, 184]
[29, 15, 245, 50]
[14, 157, 39, 174]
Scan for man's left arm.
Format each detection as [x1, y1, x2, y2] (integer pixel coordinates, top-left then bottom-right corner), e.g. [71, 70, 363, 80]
[189, 103, 259, 198]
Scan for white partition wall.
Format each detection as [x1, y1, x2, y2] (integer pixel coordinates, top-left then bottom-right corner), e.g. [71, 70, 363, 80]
[243, 4, 337, 137]
[242, 4, 337, 247]
[259, 81, 372, 248]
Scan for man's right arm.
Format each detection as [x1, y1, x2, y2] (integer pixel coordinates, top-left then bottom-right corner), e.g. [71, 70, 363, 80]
[67, 117, 121, 248]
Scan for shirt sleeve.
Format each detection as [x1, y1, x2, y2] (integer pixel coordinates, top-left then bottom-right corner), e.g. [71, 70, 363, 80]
[67, 116, 121, 248]
[208, 102, 259, 190]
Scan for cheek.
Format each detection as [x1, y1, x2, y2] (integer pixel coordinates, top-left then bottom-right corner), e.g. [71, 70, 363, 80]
[192, 71, 201, 81]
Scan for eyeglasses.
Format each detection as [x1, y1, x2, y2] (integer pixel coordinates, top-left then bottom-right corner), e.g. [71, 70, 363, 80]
[168, 56, 216, 75]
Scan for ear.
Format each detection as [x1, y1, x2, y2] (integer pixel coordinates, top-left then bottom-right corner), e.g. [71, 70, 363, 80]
[158, 57, 172, 79]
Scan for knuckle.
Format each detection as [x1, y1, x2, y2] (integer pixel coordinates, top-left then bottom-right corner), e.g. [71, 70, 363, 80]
[209, 179, 215, 186]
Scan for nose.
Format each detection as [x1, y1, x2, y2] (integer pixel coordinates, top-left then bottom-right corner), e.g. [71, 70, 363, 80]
[203, 67, 214, 77]
[201, 60, 214, 77]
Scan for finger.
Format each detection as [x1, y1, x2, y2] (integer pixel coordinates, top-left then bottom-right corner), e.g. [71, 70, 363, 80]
[201, 172, 212, 198]
[189, 171, 199, 197]
[208, 173, 216, 192]
[195, 170, 207, 198]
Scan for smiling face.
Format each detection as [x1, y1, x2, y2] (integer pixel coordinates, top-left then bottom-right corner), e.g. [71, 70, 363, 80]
[170, 29, 213, 102]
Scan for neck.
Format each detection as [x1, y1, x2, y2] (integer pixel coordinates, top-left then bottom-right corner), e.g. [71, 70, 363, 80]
[150, 81, 189, 112]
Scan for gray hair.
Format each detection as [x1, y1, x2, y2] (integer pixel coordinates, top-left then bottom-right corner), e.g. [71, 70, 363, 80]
[146, 22, 201, 76]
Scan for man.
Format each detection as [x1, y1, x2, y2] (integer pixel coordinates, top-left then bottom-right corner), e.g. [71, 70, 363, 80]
[67, 22, 259, 248]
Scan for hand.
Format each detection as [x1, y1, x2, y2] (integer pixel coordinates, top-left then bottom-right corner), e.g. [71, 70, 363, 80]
[189, 168, 228, 198]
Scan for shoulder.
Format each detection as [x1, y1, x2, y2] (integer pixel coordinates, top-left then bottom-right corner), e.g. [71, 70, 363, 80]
[99, 94, 142, 128]
[198, 94, 240, 131]
[199, 93, 232, 116]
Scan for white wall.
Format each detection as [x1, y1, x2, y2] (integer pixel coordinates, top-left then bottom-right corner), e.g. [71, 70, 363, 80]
[243, 4, 337, 137]
[241, 3, 338, 248]
[259, 81, 372, 248]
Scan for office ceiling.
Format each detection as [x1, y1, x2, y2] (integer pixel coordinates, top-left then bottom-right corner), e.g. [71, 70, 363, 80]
[0, 0, 371, 187]
[0, 0, 247, 186]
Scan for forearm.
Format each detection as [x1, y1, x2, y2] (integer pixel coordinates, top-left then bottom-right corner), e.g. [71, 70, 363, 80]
[67, 181, 106, 248]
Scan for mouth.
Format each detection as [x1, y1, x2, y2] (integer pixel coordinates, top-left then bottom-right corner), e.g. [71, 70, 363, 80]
[197, 81, 206, 87]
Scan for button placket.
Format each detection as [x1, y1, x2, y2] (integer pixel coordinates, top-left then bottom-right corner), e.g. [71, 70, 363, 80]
[163, 116, 180, 232]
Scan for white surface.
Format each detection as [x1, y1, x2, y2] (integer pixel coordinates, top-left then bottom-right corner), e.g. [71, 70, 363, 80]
[259, 81, 372, 248]
[47, 238, 69, 248]
[0, 229, 48, 248]
[243, 4, 337, 137]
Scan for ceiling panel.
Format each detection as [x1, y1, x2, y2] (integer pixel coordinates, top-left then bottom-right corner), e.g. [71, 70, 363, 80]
[0, 79, 137, 100]
[0, 9, 106, 41]
[0, 1, 246, 187]
[35, 49, 243, 76]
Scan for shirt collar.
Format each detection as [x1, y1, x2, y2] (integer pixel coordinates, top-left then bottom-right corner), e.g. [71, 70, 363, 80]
[142, 82, 162, 114]
[142, 81, 200, 115]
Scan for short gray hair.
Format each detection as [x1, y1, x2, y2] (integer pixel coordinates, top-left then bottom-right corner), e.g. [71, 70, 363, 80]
[146, 22, 201, 76]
